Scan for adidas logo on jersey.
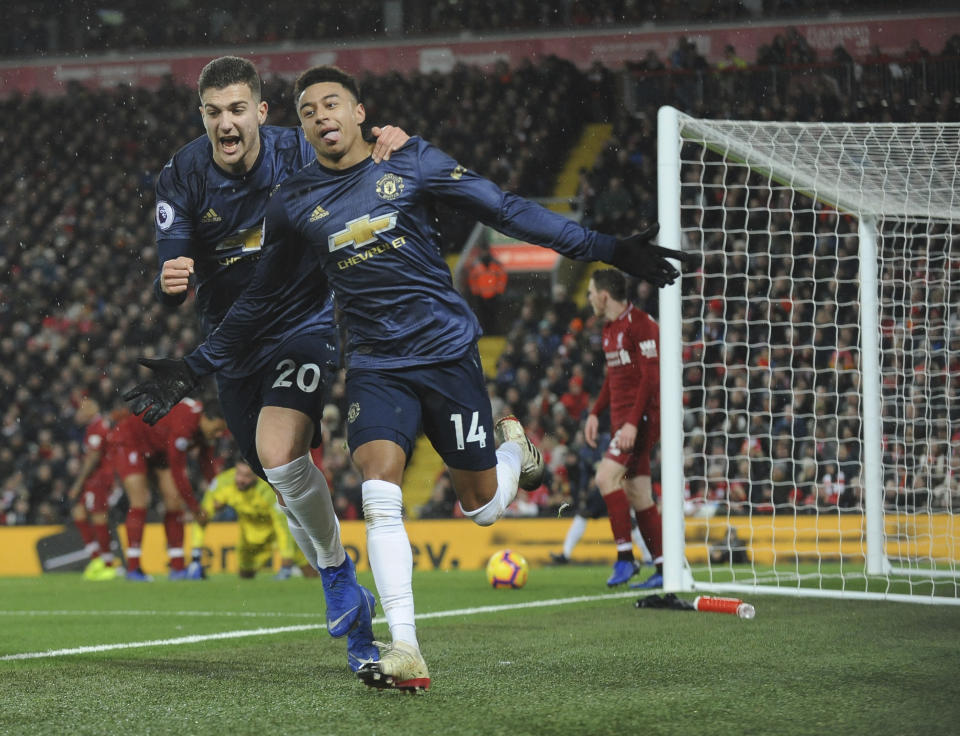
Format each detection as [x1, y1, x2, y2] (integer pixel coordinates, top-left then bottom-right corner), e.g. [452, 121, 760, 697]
[309, 205, 330, 222]
[201, 208, 222, 223]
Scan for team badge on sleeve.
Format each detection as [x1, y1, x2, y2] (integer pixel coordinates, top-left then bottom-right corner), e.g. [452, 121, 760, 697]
[375, 173, 404, 200]
[156, 201, 175, 230]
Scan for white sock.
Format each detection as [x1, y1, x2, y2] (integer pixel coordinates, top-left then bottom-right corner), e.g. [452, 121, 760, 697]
[362, 479, 418, 649]
[459, 444, 521, 526]
[278, 503, 320, 570]
[563, 514, 588, 558]
[264, 454, 345, 569]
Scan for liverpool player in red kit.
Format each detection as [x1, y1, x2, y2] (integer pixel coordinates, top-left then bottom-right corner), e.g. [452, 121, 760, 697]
[68, 398, 123, 580]
[584, 269, 664, 588]
[113, 398, 225, 580]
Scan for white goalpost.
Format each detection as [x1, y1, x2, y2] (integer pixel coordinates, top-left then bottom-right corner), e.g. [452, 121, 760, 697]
[657, 106, 960, 604]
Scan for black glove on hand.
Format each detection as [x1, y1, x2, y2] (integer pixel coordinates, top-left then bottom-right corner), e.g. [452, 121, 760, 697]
[607, 224, 689, 287]
[122, 357, 198, 426]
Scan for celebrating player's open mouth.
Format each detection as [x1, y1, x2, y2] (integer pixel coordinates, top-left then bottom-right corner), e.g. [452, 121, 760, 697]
[319, 126, 341, 145]
[219, 134, 242, 157]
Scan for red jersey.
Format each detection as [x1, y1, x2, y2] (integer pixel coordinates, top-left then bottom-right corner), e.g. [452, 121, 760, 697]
[114, 399, 215, 511]
[590, 304, 659, 431]
[82, 414, 116, 466]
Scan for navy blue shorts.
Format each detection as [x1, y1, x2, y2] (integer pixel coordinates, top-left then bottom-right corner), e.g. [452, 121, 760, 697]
[345, 347, 497, 472]
[216, 330, 338, 479]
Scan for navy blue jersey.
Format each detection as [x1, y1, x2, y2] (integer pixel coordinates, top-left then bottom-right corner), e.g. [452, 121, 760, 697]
[187, 137, 616, 375]
[155, 124, 334, 378]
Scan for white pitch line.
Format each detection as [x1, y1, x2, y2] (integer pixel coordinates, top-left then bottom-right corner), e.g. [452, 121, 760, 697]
[1, 590, 640, 662]
[0, 609, 324, 619]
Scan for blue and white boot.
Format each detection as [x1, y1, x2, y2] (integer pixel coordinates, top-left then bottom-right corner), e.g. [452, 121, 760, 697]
[319, 554, 379, 672]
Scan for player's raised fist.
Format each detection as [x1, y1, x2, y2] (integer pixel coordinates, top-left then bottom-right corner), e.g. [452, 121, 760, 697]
[370, 125, 410, 164]
[160, 256, 195, 295]
[607, 224, 689, 287]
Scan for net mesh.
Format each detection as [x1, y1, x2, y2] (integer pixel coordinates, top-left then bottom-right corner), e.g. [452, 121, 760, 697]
[672, 114, 960, 600]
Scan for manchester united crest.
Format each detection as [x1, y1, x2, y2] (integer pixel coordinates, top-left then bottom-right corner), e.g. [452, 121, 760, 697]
[376, 173, 404, 200]
[347, 402, 361, 423]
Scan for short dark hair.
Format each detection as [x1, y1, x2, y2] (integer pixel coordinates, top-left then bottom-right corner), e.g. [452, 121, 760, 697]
[591, 268, 627, 301]
[198, 56, 261, 101]
[293, 65, 362, 105]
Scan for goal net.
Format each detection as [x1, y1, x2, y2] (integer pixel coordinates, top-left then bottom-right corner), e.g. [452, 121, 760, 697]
[656, 107, 960, 604]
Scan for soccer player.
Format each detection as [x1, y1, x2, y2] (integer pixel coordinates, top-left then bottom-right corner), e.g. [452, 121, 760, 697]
[126, 65, 686, 691]
[67, 398, 122, 581]
[145, 56, 407, 670]
[113, 398, 225, 581]
[191, 459, 314, 579]
[584, 269, 664, 589]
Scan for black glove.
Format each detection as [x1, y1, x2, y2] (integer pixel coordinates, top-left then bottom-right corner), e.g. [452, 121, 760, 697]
[607, 224, 689, 287]
[122, 357, 198, 426]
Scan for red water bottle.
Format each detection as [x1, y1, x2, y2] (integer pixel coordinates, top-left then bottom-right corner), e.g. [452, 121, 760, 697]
[693, 595, 755, 619]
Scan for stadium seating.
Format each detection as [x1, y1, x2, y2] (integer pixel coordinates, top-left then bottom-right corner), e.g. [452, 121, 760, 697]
[2, 28, 958, 525]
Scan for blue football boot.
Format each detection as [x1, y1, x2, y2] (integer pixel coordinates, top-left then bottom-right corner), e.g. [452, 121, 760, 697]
[346, 586, 379, 673]
[319, 555, 379, 672]
[630, 572, 664, 590]
[125, 568, 153, 582]
[168, 568, 189, 581]
[606, 559, 640, 587]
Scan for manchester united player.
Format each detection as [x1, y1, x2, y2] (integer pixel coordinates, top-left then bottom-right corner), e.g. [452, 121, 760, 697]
[585, 269, 664, 589]
[67, 398, 123, 581]
[146, 56, 406, 670]
[113, 398, 225, 580]
[125, 66, 685, 690]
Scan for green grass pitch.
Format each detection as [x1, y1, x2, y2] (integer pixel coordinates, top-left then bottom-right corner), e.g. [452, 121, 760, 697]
[1, 565, 958, 736]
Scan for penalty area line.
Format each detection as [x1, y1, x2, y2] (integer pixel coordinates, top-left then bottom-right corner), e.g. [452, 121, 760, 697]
[1, 590, 640, 662]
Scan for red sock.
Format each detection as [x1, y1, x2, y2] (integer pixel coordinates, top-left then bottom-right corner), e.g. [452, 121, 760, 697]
[126, 507, 147, 572]
[165, 511, 185, 571]
[75, 518, 98, 558]
[94, 523, 112, 564]
[635, 504, 663, 562]
[603, 489, 633, 549]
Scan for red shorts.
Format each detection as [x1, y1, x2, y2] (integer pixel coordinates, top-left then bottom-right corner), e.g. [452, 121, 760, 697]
[114, 443, 165, 480]
[82, 465, 115, 513]
[604, 414, 660, 478]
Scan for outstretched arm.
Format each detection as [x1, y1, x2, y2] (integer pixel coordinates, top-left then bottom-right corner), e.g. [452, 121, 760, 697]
[418, 141, 688, 285]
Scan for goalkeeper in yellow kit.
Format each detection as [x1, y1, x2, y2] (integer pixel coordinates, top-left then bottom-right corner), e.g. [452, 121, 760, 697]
[190, 460, 316, 579]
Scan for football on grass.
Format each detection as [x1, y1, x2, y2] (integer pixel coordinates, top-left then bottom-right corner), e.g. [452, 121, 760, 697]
[486, 549, 529, 589]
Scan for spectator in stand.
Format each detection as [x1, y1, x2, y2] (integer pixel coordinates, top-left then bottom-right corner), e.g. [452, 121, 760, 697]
[467, 245, 509, 334]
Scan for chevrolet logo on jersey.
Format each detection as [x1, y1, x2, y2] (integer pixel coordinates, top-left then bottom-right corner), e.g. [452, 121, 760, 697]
[214, 224, 264, 253]
[329, 212, 398, 253]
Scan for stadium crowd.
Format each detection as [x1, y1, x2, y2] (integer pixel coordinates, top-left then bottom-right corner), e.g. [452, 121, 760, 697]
[3, 1, 947, 59]
[2, 29, 959, 526]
